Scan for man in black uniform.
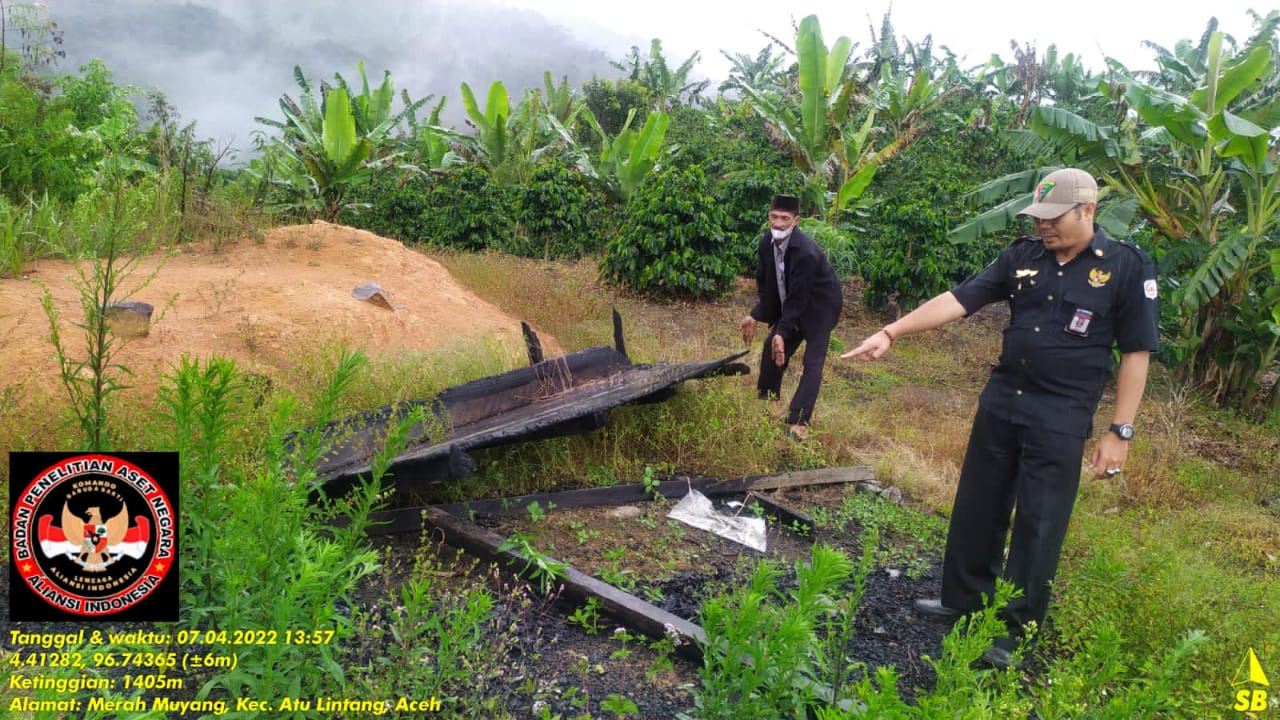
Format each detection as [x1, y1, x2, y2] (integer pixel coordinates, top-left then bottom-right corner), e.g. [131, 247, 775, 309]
[841, 168, 1159, 668]
[739, 194, 844, 439]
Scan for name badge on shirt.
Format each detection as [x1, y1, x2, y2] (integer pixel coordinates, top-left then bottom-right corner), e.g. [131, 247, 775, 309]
[1067, 308, 1093, 336]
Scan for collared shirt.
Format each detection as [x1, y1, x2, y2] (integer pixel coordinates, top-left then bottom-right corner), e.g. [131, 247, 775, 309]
[773, 235, 790, 307]
[950, 226, 1159, 437]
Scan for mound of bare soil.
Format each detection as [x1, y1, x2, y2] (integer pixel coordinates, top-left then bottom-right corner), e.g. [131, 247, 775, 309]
[0, 222, 560, 397]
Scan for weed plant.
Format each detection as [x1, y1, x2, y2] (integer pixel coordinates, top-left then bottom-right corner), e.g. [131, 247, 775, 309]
[346, 544, 558, 717]
[0, 193, 61, 277]
[687, 541, 870, 718]
[687, 536, 1210, 718]
[497, 531, 569, 595]
[810, 492, 946, 578]
[38, 181, 165, 450]
[154, 350, 412, 712]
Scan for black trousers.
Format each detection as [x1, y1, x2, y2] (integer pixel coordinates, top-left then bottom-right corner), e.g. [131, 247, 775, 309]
[756, 324, 831, 425]
[940, 406, 1085, 636]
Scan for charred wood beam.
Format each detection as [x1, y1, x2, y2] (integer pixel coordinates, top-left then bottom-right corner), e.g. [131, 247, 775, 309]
[420, 506, 707, 659]
[520, 321, 543, 365]
[746, 491, 814, 541]
[703, 466, 876, 495]
[612, 308, 626, 358]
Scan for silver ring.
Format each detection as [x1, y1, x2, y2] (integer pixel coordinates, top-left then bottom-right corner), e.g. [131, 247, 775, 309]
[1105, 468, 1121, 477]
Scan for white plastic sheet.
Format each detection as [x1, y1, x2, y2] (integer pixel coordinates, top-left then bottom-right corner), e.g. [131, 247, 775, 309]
[667, 487, 767, 552]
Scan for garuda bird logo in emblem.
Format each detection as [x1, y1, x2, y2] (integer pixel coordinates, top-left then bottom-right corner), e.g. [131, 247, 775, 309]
[39, 501, 151, 572]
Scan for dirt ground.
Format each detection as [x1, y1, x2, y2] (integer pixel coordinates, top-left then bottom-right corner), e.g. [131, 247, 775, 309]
[0, 222, 561, 398]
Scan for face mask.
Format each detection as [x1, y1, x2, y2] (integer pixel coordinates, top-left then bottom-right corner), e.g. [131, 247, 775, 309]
[771, 226, 793, 241]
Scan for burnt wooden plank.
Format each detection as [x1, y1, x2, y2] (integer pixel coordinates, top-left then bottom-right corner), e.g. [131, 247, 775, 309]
[612, 308, 626, 357]
[421, 507, 706, 659]
[704, 466, 876, 495]
[320, 350, 748, 494]
[520, 321, 544, 365]
[746, 491, 815, 540]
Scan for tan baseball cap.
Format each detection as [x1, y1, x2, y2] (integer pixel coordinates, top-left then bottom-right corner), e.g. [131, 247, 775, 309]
[1019, 168, 1097, 219]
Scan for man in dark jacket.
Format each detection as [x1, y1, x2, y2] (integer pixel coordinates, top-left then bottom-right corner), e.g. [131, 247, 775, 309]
[739, 194, 844, 439]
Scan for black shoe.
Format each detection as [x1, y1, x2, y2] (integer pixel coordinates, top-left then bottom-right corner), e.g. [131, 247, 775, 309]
[913, 597, 962, 621]
[978, 645, 1015, 671]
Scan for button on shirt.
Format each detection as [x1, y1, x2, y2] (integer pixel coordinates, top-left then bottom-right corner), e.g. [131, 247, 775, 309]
[949, 227, 1159, 437]
[773, 235, 790, 308]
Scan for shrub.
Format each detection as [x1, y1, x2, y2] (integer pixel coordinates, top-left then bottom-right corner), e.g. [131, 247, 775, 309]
[507, 161, 611, 260]
[665, 105, 799, 277]
[799, 218, 861, 279]
[579, 78, 652, 149]
[859, 127, 1021, 311]
[345, 166, 515, 251]
[599, 165, 735, 299]
[860, 197, 974, 310]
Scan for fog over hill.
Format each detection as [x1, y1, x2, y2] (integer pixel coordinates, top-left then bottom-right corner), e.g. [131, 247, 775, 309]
[46, 0, 649, 159]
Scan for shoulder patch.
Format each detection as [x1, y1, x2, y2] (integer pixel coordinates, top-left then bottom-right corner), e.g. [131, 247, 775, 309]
[1144, 279, 1158, 299]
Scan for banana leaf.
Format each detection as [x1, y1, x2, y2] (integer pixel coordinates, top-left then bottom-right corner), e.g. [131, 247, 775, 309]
[796, 15, 828, 168]
[1190, 43, 1271, 118]
[322, 88, 359, 168]
[1209, 111, 1270, 171]
[949, 194, 1031, 244]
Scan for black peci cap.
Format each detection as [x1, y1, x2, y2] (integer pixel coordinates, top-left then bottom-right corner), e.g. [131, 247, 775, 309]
[770, 194, 800, 214]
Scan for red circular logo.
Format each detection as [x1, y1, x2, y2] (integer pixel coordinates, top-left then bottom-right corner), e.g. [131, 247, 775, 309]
[11, 454, 176, 616]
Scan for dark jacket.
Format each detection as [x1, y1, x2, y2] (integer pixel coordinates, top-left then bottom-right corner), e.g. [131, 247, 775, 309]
[750, 226, 843, 338]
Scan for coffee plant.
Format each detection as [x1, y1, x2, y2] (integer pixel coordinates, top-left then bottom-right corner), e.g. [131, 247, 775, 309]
[599, 165, 735, 299]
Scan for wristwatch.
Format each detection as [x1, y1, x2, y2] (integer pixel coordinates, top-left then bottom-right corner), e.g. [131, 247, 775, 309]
[1109, 423, 1135, 441]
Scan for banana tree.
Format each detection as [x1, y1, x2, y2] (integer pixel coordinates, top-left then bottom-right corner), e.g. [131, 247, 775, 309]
[332, 61, 429, 146]
[458, 80, 513, 177]
[950, 17, 1280, 410]
[583, 107, 670, 201]
[252, 65, 423, 220]
[612, 39, 709, 112]
[457, 80, 589, 185]
[718, 46, 786, 97]
[735, 15, 861, 218]
[402, 95, 461, 171]
[271, 86, 375, 221]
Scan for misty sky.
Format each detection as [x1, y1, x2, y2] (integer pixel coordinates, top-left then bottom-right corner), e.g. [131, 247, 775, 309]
[504, 0, 1270, 78]
[43, 0, 1272, 160]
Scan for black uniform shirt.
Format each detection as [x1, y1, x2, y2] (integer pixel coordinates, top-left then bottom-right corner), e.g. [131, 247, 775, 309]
[950, 226, 1159, 438]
